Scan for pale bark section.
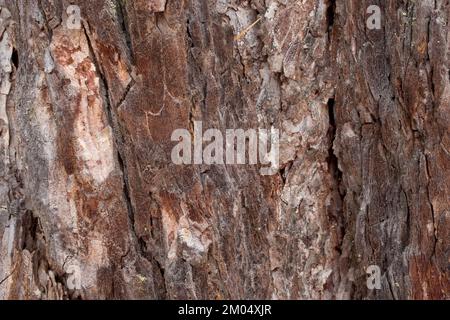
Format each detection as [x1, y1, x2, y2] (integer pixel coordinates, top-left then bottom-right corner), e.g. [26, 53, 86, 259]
[0, 0, 448, 300]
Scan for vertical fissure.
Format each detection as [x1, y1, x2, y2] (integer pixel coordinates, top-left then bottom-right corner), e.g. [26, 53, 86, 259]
[326, 97, 343, 185]
[82, 19, 169, 299]
[115, 0, 134, 63]
[82, 22, 139, 256]
[326, 0, 336, 41]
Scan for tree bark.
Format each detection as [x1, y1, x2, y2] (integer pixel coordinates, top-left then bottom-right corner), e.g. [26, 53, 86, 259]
[0, 0, 448, 299]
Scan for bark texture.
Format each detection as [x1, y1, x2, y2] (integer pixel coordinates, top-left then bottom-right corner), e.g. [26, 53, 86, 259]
[0, 0, 448, 299]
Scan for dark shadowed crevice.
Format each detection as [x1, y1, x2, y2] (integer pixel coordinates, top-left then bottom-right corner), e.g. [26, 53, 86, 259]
[20, 210, 39, 252]
[115, 0, 134, 63]
[326, 97, 342, 184]
[327, 97, 336, 128]
[11, 48, 18, 69]
[326, 0, 336, 33]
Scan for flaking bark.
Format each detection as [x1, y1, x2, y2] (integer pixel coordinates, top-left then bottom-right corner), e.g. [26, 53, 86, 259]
[0, 0, 448, 300]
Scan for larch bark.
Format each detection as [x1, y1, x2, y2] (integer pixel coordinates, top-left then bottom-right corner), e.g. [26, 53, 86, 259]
[0, 0, 448, 300]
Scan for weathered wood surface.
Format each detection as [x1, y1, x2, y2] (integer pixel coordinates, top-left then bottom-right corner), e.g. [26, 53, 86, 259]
[0, 0, 448, 299]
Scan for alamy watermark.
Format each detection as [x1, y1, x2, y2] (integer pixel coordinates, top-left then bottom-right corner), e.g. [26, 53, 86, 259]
[66, 264, 81, 290]
[66, 5, 81, 30]
[171, 121, 279, 176]
[367, 5, 382, 30]
[366, 265, 381, 290]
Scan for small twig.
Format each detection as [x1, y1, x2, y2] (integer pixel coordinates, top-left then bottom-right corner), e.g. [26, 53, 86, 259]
[234, 17, 263, 41]
[0, 263, 18, 287]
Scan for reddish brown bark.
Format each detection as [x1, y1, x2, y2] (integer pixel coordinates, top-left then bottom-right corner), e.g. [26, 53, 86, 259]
[0, 0, 448, 300]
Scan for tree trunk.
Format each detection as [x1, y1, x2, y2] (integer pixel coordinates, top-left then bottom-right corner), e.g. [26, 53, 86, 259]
[0, 0, 448, 299]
